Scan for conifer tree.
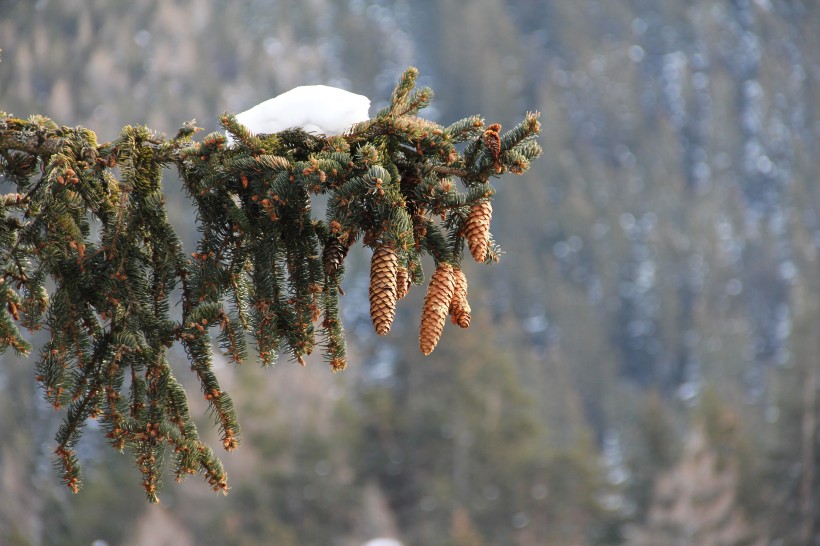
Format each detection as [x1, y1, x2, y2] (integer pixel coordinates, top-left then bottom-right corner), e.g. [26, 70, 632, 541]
[0, 68, 541, 501]
[629, 422, 764, 546]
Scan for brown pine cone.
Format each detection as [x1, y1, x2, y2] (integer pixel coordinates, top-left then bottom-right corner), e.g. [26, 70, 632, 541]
[463, 200, 492, 263]
[396, 266, 411, 300]
[419, 263, 456, 355]
[369, 244, 398, 335]
[323, 236, 349, 277]
[484, 123, 502, 173]
[449, 267, 471, 328]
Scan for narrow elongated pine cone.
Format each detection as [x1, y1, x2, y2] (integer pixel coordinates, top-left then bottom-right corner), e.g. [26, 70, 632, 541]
[449, 267, 471, 328]
[463, 200, 493, 262]
[484, 123, 502, 173]
[396, 266, 411, 300]
[369, 244, 398, 335]
[420, 263, 456, 355]
[323, 236, 350, 277]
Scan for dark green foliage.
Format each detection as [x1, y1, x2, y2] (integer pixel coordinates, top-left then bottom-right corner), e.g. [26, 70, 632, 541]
[0, 68, 541, 501]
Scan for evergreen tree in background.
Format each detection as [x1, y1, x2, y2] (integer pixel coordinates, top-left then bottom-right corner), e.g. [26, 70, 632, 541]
[628, 395, 764, 546]
[0, 67, 541, 501]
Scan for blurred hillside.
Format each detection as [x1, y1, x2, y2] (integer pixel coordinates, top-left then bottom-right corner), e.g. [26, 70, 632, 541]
[1, 0, 819, 545]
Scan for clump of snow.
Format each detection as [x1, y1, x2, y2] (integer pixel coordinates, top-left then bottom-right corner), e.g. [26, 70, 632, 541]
[228, 85, 370, 143]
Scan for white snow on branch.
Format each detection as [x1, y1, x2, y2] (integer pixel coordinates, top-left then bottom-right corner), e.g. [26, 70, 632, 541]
[229, 85, 370, 143]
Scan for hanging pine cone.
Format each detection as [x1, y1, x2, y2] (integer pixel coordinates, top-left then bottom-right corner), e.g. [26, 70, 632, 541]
[484, 123, 502, 173]
[369, 244, 398, 335]
[449, 267, 471, 328]
[400, 171, 421, 218]
[396, 266, 411, 300]
[419, 263, 455, 355]
[463, 200, 493, 263]
[323, 235, 350, 277]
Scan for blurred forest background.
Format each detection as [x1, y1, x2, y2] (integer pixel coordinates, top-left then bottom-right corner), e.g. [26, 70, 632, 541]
[1, 0, 819, 545]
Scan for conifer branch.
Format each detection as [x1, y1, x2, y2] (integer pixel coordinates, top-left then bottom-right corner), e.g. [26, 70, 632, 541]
[0, 68, 541, 501]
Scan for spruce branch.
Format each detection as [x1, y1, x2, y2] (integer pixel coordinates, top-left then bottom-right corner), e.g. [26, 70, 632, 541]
[0, 67, 541, 501]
